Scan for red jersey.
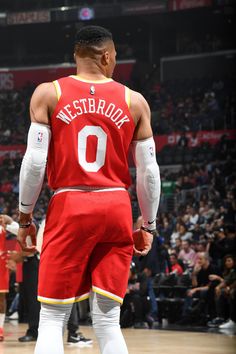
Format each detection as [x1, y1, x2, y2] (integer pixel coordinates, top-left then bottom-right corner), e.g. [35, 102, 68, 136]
[0, 226, 6, 252]
[47, 76, 135, 190]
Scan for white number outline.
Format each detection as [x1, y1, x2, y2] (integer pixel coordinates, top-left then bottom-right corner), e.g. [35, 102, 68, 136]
[78, 125, 107, 172]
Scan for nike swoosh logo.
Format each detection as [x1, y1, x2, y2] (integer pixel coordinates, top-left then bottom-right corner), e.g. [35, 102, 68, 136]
[21, 202, 33, 206]
[148, 219, 156, 225]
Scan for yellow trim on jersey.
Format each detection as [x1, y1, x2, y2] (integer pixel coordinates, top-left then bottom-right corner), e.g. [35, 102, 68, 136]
[125, 86, 131, 108]
[53, 80, 61, 100]
[70, 75, 113, 84]
[92, 286, 123, 304]
[37, 293, 89, 305]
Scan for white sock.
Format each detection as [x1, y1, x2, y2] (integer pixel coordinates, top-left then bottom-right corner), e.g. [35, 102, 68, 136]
[34, 303, 72, 354]
[90, 292, 128, 354]
[0, 313, 5, 328]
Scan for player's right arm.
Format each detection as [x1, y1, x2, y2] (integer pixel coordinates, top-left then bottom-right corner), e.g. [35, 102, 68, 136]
[17, 83, 56, 252]
[130, 90, 161, 256]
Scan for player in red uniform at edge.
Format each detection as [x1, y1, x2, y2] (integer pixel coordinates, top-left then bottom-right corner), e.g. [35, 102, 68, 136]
[17, 26, 161, 354]
[0, 221, 9, 341]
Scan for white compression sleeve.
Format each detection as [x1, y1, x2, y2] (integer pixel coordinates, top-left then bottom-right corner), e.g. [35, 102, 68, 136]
[132, 137, 161, 230]
[90, 292, 128, 354]
[34, 303, 72, 354]
[19, 122, 51, 214]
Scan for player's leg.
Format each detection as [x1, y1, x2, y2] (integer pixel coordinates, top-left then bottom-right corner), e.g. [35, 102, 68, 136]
[89, 190, 133, 354]
[34, 303, 72, 354]
[0, 259, 9, 342]
[0, 293, 6, 341]
[36, 191, 98, 353]
[90, 292, 128, 354]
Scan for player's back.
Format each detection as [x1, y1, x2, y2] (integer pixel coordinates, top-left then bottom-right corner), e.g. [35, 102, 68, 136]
[47, 76, 135, 190]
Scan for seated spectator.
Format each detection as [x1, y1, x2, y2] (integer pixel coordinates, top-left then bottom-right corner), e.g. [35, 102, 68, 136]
[170, 253, 184, 276]
[189, 207, 199, 227]
[178, 240, 197, 269]
[120, 262, 151, 329]
[179, 223, 192, 242]
[208, 227, 229, 267]
[170, 222, 181, 248]
[180, 252, 218, 324]
[207, 255, 236, 329]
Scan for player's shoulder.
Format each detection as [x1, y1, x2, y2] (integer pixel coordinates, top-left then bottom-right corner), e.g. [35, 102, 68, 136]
[32, 82, 55, 100]
[129, 89, 150, 112]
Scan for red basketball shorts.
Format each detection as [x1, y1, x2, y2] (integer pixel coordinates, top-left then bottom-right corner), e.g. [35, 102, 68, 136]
[38, 190, 133, 305]
[0, 255, 9, 293]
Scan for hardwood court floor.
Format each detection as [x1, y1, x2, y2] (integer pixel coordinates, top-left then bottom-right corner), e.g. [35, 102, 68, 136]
[1, 322, 236, 354]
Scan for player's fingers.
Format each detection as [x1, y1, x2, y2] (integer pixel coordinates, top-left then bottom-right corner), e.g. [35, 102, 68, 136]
[17, 238, 36, 253]
[139, 249, 149, 256]
[139, 243, 152, 256]
[133, 246, 143, 257]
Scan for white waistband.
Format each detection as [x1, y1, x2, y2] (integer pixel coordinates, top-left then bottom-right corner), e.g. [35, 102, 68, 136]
[54, 187, 126, 195]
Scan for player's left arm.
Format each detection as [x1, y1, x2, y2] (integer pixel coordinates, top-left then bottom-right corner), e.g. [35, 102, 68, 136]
[18, 83, 55, 252]
[130, 92, 161, 256]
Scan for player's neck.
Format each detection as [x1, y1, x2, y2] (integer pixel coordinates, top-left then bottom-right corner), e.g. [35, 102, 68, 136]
[76, 60, 108, 81]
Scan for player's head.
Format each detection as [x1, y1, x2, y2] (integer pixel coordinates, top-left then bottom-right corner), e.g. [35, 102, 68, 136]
[74, 25, 116, 78]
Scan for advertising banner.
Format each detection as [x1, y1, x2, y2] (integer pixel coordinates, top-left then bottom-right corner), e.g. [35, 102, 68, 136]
[168, 0, 212, 11]
[154, 129, 236, 152]
[7, 10, 50, 25]
[122, 1, 166, 15]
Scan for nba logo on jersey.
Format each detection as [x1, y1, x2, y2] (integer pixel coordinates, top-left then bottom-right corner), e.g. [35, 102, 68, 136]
[37, 131, 43, 143]
[90, 85, 95, 95]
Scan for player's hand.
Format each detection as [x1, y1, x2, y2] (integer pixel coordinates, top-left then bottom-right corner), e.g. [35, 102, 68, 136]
[17, 222, 37, 253]
[133, 227, 154, 257]
[0, 214, 13, 227]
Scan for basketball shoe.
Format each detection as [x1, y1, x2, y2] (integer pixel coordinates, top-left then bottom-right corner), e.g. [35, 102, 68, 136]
[67, 331, 93, 346]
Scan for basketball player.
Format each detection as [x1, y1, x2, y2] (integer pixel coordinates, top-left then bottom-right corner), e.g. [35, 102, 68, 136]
[0, 215, 13, 341]
[0, 214, 40, 342]
[17, 26, 161, 354]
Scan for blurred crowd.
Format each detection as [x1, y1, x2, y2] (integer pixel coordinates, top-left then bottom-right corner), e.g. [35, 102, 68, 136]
[176, 33, 234, 55]
[148, 77, 235, 134]
[0, 77, 235, 145]
[0, 84, 34, 145]
[0, 76, 235, 331]
[125, 156, 236, 329]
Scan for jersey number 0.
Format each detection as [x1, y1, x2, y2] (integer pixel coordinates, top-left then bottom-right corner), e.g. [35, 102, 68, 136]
[78, 126, 107, 172]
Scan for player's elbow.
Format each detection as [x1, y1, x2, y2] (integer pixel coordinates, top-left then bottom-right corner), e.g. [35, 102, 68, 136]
[22, 149, 47, 179]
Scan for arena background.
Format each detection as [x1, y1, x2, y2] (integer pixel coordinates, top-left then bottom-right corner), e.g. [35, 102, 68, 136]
[0, 0, 236, 351]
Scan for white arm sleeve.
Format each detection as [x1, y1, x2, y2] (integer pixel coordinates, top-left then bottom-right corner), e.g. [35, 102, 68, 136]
[19, 122, 51, 214]
[131, 137, 161, 230]
[6, 221, 19, 236]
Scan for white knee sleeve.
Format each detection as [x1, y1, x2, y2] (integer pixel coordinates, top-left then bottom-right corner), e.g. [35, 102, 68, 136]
[34, 303, 72, 354]
[90, 292, 128, 354]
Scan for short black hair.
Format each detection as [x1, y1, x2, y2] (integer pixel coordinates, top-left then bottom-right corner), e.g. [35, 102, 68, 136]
[75, 25, 112, 46]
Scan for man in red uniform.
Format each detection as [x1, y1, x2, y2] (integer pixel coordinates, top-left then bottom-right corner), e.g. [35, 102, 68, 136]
[17, 26, 161, 354]
[0, 221, 9, 341]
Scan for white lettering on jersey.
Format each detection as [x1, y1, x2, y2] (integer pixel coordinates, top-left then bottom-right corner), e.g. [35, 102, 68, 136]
[104, 103, 115, 118]
[56, 110, 71, 124]
[88, 98, 96, 113]
[80, 98, 88, 113]
[96, 99, 106, 115]
[56, 98, 130, 129]
[73, 100, 83, 115]
[64, 104, 77, 120]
